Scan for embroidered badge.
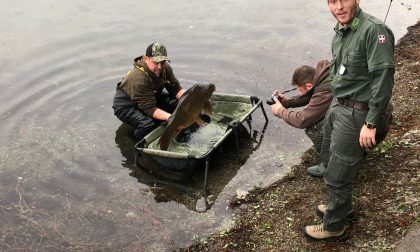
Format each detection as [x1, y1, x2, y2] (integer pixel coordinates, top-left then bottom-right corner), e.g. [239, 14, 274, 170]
[351, 18, 360, 29]
[378, 35, 386, 43]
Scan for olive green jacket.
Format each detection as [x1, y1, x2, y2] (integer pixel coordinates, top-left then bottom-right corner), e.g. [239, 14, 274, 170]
[119, 56, 182, 117]
[330, 8, 395, 124]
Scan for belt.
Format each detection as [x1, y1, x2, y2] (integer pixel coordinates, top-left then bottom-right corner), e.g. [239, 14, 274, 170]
[337, 98, 369, 111]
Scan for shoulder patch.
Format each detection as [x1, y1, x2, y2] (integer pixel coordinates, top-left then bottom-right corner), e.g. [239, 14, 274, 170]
[378, 35, 387, 43]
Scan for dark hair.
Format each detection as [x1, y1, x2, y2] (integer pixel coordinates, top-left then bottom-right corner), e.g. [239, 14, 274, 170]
[292, 65, 315, 86]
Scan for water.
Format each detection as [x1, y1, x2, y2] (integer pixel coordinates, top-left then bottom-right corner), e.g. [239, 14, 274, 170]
[0, 0, 418, 251]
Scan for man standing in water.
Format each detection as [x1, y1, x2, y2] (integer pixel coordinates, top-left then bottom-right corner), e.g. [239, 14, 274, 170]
[112, 42, 186, 139]
[303, 0, 394, 240]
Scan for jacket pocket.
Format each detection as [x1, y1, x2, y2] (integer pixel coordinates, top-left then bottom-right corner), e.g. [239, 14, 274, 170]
[342, 53, 369, 81]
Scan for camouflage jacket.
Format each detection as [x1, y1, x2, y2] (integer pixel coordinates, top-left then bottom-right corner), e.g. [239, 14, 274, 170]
[276, 60, 333, 129]
[119, 56, 182, 117]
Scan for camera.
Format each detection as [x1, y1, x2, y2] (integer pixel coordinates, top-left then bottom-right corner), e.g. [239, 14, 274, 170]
[266, 95, 279, 105]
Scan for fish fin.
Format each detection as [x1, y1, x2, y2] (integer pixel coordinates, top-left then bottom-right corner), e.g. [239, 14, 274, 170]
[175, 127, 184, 136]
[195, 117, 205, 127]
[203, 101, 213, 115]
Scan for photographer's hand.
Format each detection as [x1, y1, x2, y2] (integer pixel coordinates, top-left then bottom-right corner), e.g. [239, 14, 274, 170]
[277, 92, 287, 101]
[271, 96, 285, 115]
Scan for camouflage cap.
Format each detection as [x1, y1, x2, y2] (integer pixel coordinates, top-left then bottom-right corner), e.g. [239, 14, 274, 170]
[145, 42, 170, 62]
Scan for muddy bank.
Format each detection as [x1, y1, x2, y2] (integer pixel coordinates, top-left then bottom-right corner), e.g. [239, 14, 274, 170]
[183, 21, 420, 252]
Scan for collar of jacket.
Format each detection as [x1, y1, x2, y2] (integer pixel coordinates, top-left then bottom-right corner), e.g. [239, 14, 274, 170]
[334, 8, 363, 34]
[133, 55, 165, 80]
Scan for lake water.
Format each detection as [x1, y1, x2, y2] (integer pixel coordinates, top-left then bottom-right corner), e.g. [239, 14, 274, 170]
[0, 0, 418, 251]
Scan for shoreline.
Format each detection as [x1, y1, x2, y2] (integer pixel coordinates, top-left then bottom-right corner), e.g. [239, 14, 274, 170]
[183, 21, 420, 252]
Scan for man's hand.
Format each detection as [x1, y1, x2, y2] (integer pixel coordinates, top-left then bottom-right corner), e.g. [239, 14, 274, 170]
[359, 125, 376, 149]
[271, 97, 285, 115]
[272, 89, 288, 104]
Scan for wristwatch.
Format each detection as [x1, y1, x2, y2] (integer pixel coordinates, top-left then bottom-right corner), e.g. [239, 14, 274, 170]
[364, 122, 376, 129]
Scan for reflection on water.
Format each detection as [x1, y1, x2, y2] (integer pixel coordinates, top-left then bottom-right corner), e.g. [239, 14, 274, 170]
[115, 121, 267, 212]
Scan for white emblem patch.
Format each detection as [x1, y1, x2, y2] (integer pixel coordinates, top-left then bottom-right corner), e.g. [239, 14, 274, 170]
[378, 35, 386, 43]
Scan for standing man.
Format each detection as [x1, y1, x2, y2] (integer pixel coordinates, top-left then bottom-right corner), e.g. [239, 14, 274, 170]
[271, 59, 333, 160]
[112, 42, 186, 139]
[303, 0, 394, 240]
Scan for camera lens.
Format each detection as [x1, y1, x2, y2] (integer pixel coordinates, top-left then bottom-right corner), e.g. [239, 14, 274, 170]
[266, 96, 275, 105]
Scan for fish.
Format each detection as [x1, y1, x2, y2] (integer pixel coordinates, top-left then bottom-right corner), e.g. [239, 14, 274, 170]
[159, 83, 216, 150]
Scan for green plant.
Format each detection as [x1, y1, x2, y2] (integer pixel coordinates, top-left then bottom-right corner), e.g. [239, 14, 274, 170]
[374, 140, 396, 154]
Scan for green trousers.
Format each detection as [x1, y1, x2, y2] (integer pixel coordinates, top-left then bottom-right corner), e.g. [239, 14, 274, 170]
[305, 119, 324, 154]
[320, 99, 392, 231]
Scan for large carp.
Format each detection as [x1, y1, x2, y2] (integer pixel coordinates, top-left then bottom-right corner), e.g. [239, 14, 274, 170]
[159, 83, 216, 150]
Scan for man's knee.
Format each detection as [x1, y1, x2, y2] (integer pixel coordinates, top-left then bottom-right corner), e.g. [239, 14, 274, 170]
[113, 106, 135, 125]
[325, 151, 362, 187]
